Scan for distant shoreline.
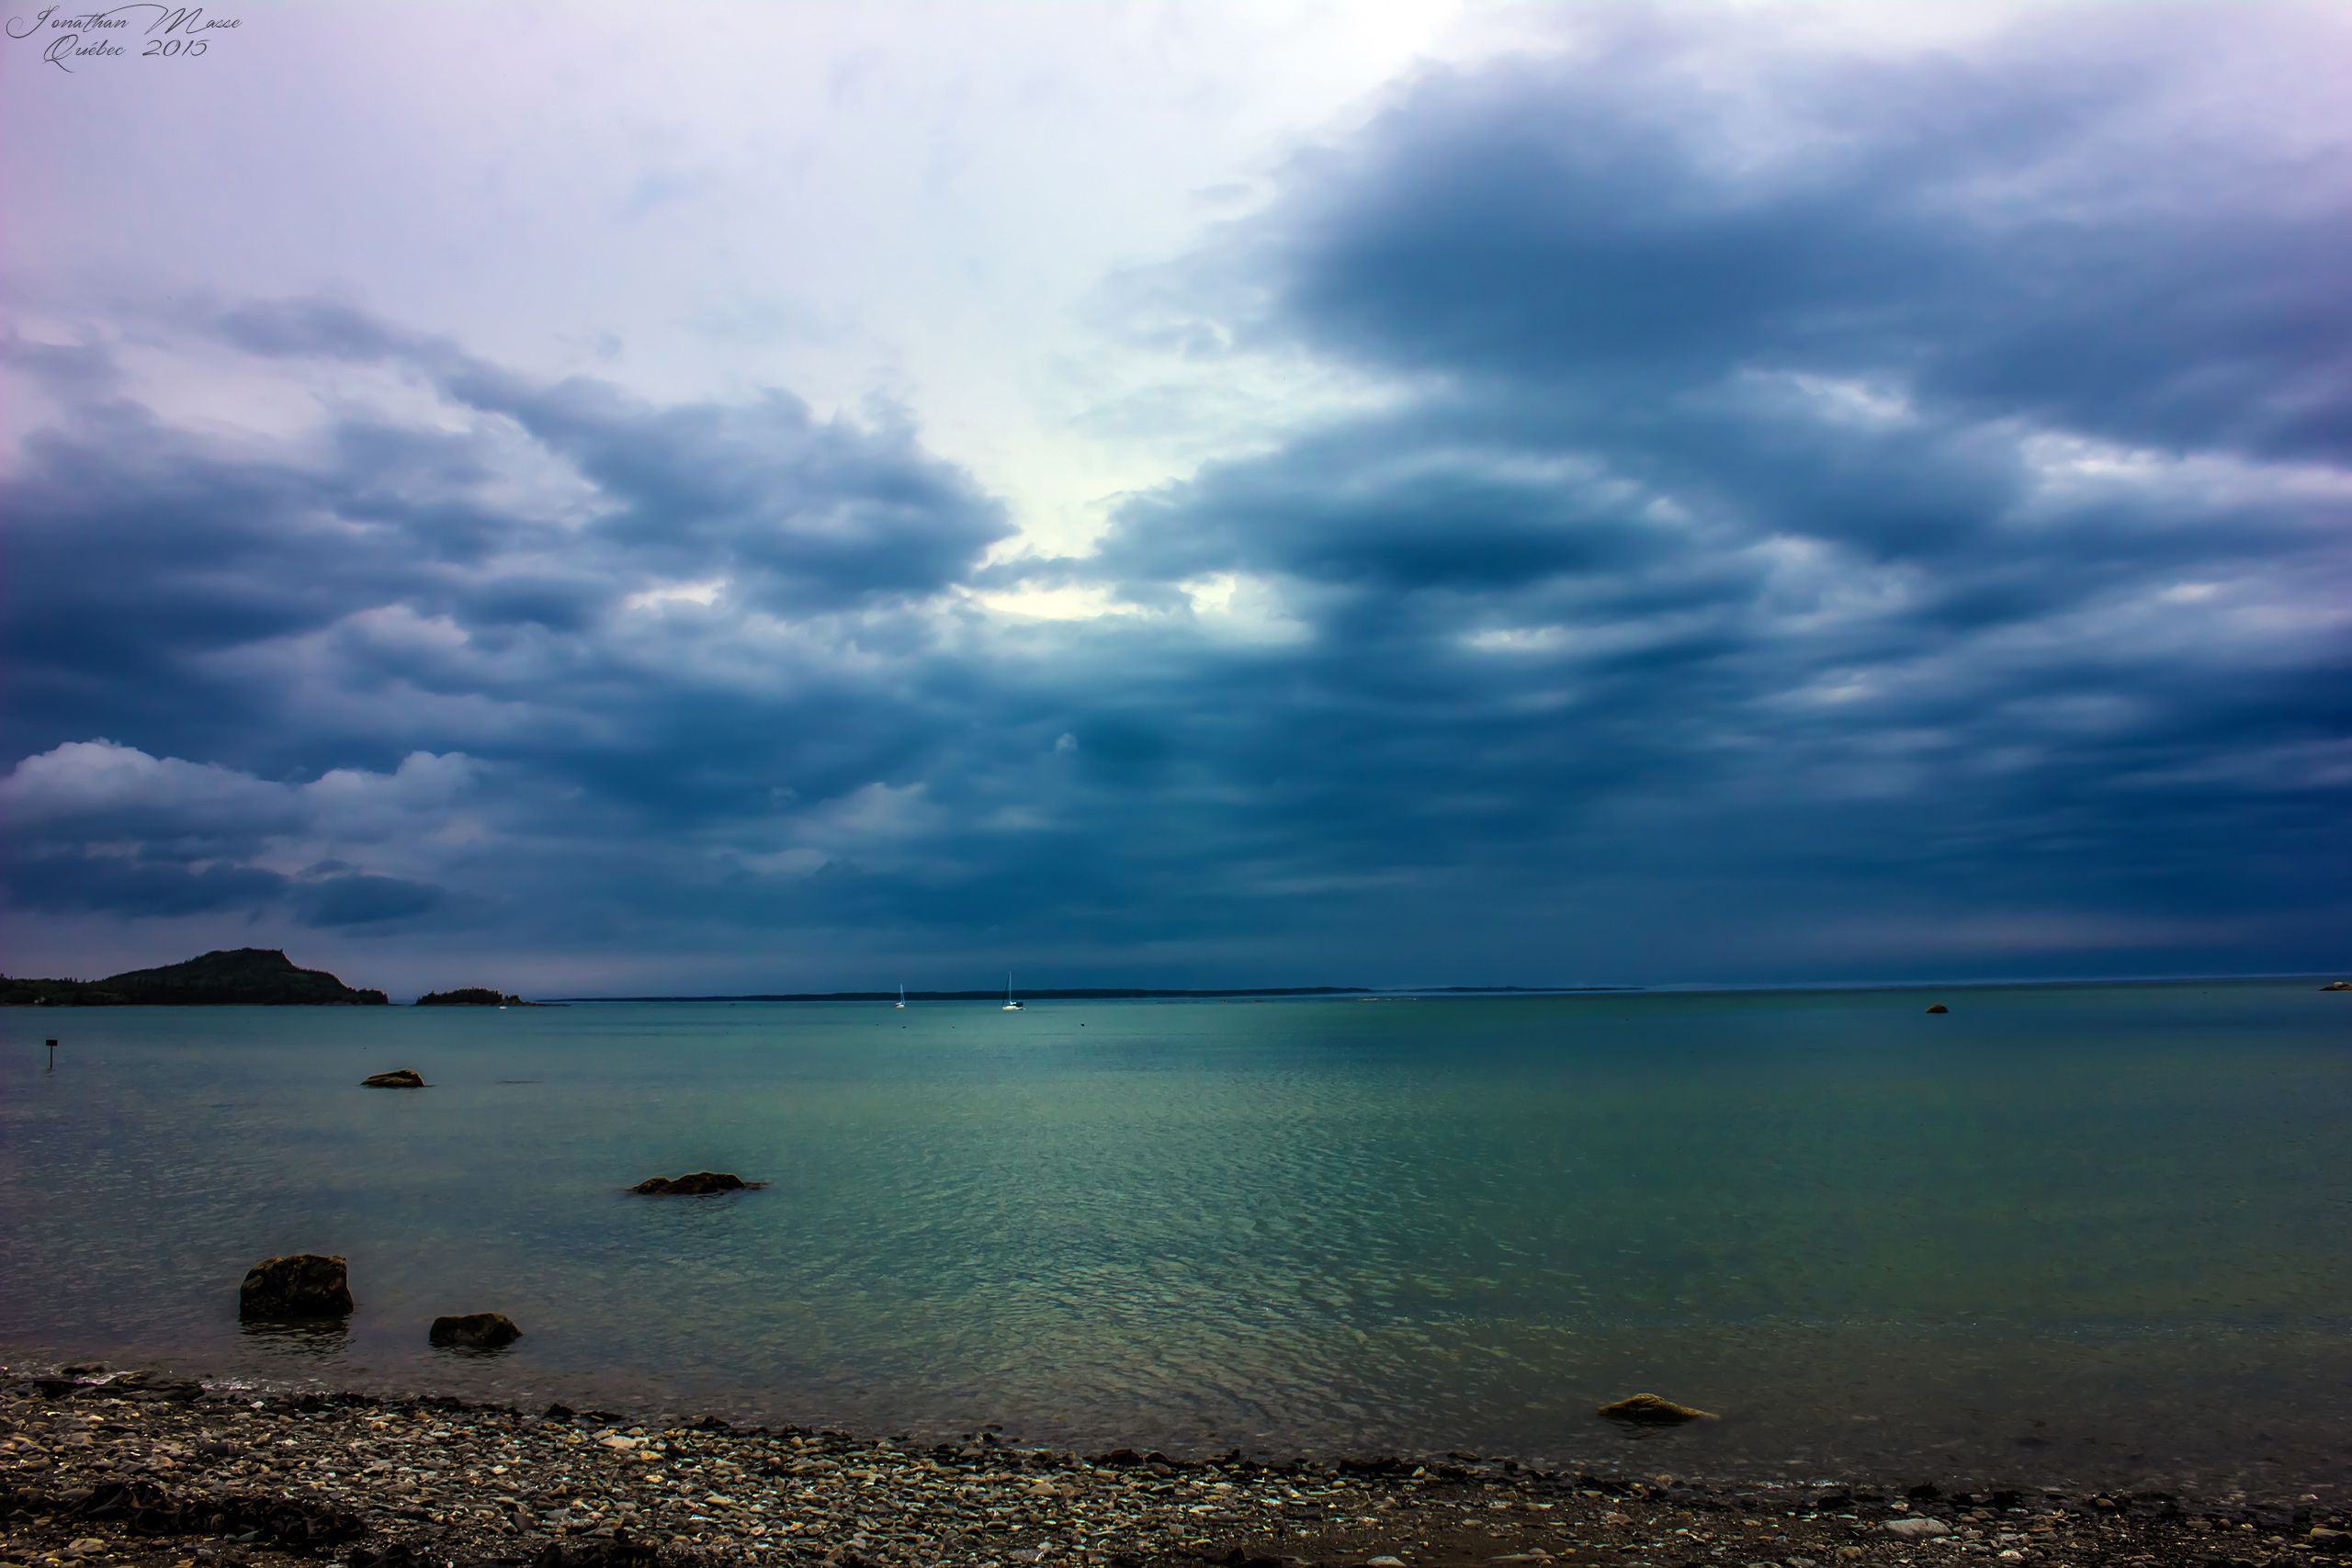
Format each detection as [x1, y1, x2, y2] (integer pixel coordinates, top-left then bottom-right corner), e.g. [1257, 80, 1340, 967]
[548, 986, 1644, 1002]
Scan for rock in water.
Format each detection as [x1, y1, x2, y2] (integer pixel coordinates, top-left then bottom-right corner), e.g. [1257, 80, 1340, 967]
[2321, 980, 2351, 991]
[239, 1254, 354, 1320]
[429, 1312, 522, 1348]
[1597, 1393, 1718, 1425]
[362, 1068, 427, 1088]
[1926, 1003, 1950, 1013]
[630, 1171, 763, 1195]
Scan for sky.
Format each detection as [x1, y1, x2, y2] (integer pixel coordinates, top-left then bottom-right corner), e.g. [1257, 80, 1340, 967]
[3, 1, 2347, 997]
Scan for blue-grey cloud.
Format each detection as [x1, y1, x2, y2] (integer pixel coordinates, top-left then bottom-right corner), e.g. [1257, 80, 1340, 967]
[290, 871, 447, 928]
[3, 6, 2347, 991]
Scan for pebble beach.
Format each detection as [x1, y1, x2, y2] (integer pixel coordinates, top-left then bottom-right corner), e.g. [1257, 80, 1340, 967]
[5, 1368, 2346, 1568]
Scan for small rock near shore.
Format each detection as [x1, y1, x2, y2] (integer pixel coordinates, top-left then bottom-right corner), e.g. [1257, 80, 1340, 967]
[1925, 1003, 1949, 1013]
[630, 1171, 763, 1195]
[362, 1068, 426, 1088]
[2321, 979, 2351, 991]
[1885, 1517, 1953, 1538]
[1597, 1393, 1717, 1425]
[239, 1253, 354, 1320]
[429, 1311, 522, 1348]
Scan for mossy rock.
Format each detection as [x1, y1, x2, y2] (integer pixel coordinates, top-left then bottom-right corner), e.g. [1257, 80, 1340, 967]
[1597, 1393, 1717, 1425]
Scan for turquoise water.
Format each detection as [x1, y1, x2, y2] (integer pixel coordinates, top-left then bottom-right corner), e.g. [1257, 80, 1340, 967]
[3, 984, 2348, 1498]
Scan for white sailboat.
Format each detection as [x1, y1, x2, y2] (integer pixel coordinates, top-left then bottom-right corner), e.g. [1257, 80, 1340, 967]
[1002, 972, 1023, 1011]
[895, 984, 906, 1010]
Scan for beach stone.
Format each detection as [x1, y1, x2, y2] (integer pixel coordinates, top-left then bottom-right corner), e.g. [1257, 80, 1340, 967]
[1925, 1003, 1950, 1014]
[1884, 1517, 1952, 1538]
[239, 1253, 354, 1320]
[1597, 1393, 1717, 1425]
[629, 1171, 762, 1195]
[1367, 1558, 1408, 1567]
[429, 1312, 523, 1348]
[363, 1069, 427, 1088]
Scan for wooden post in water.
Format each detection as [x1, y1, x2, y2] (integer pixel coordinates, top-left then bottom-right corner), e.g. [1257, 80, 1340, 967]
[46, 1038, 58, 1071]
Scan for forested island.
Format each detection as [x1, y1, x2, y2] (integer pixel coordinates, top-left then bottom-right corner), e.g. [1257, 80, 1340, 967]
[415, 987, 558, 1006]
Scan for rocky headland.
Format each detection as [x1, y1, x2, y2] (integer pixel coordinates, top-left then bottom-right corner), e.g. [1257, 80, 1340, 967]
[0, 950, 388, 1008]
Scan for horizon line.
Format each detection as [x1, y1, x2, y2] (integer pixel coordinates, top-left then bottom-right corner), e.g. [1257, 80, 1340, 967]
[540, 969, 2344, 1003]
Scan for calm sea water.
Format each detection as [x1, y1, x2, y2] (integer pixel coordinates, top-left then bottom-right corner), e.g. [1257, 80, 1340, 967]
[3, 984, 2347, 1499]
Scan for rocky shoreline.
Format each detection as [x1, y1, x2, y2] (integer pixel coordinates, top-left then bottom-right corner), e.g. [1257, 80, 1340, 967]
[4, 1369, 2346, 1568]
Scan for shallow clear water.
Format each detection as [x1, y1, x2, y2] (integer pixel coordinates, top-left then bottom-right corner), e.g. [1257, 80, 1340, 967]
[3, 984, 2347, 1498]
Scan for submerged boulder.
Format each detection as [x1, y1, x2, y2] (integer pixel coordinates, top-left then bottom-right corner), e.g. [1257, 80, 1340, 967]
[1597, 1393, 1717, 1425]
[629, 1171, 763, 1196]
[239, 1254, 354, 1320]
[1925, 1003, 1950, 1014]
[429, 1312, 522, 1349]
[362, 1069, 426, 1088]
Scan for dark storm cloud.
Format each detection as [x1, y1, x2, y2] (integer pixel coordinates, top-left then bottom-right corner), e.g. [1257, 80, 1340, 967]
[0, 314, 1032, 949]
[1238, 17, 2352, 466]
[289, 871, 446, 928]
[0, 310, 1012, 772]
[6, 851, 290, 921]
[1066, 5, 2352, 970]
[1102, 419, 1672, 591]
[213, 299, 1013, 614]
[4, 6, 2347, 986]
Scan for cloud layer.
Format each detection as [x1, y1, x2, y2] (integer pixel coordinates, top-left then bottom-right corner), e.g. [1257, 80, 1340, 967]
[4, 7, 2346, 992]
